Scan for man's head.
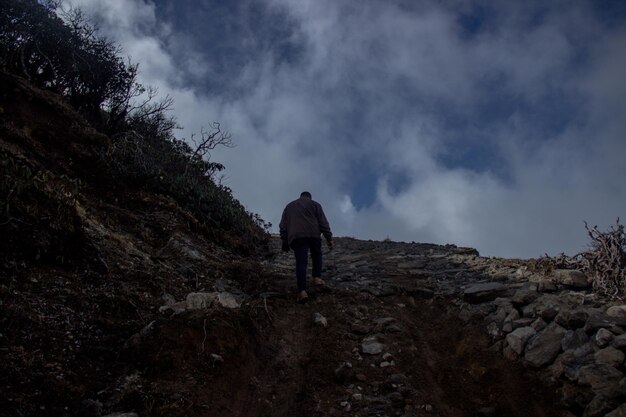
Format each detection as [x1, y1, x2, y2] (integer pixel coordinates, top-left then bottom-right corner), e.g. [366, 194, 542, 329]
[300, 191, 312, 199]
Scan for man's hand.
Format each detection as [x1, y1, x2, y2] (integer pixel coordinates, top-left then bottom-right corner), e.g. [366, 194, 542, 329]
[281, 240, 290, 252]
[327, 240, 334, 251]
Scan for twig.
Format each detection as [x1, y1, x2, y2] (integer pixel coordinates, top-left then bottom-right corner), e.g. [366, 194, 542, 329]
[263, 296, 273, 323]
[201, 319, 207, 354]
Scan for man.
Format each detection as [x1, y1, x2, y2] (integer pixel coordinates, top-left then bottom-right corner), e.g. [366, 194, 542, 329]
[279, 191, 333, 303]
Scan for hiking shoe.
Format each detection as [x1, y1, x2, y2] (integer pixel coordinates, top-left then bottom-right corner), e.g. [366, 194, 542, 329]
[297, 291, 309, 304]
[312, 278, 326, 286]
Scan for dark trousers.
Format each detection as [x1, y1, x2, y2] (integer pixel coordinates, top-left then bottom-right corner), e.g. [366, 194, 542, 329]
[291, 237, 322, 291]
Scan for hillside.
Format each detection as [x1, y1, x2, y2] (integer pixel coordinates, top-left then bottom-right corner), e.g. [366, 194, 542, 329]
[1, 72, 626, 417]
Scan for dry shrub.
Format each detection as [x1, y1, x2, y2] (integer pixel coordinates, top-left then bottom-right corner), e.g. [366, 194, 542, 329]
[544, 220, 626, 299]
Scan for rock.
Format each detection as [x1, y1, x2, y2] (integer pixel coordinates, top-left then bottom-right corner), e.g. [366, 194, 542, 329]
[387, 373, 408, 385]
[380, 361, 393, 368]
[537, 279, 558, 293]
[373, 317, 396, 332]
[583, 394, 619, 417]
[512, 289, 539, 306]
[484, 322, 501, 340]
[387, 392, 404, 409]
[314, 312, 328, 327]
[539, 305, 560, 322]
[524, 323, 567, 368]
[506, 326, 536, 355]
[596, 328, 615, 347]
[531, 318, 548, 332]
[215, 292, 240, 309]
[386, 324, 403, 333]
[159, 301, 186, 314]
[553, 269, 590, 289]
[511, 318, 534, 330]
[555, 309, 589, 330]
[162, 293, 176, 305]
[578, 364, 624, 397]
[350, 323, 371, 335]
[210, 353, 224, 365]
[559, 381, 595, 410]
[102, 414, 139, 417]
[605, 404, 626, 417]
[562, 329, 590, 352]
[334, 361, 354, 383]
[607, 305, 626, 318]
[186, 291, 240, 309]
[612, 334, 626, 350]
[352, 393, 363, 401]
[186, 292, 216, 310]
[594, 347, 625, 368]
[362, 336, 385, 355]
[463, 283, 509, 303]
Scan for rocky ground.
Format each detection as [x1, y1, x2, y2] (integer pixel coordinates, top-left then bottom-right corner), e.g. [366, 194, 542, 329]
[68, 235, 624, 417]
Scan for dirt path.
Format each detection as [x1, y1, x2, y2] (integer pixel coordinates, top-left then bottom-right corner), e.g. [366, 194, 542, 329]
[207, 238, 562, 417]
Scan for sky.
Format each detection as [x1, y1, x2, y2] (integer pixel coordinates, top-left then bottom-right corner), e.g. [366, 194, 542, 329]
[62, 0, 626, 258]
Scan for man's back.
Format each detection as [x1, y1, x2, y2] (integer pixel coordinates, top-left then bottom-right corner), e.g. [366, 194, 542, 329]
[279, 196, 332, 244]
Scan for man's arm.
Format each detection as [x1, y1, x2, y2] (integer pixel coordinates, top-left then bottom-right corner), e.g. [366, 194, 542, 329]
[316, 203, 333, 246]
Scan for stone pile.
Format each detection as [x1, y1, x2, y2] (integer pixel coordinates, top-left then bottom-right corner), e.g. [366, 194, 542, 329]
[268, 236, 626, 416]
[460, 271, 626, 417]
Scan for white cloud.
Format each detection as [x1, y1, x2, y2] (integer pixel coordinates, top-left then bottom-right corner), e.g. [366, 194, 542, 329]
[64, 0, 626, 258]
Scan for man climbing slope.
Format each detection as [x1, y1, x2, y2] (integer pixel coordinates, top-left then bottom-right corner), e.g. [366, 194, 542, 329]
[279, 191, 333, 303]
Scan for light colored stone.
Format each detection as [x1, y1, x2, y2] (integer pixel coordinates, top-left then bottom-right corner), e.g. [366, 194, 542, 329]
[553, 269, 590, 289]
[524, 323, 567, 368]
[362, 336, 385, 355]
[607, 305, 626, 318]
[506, 326, 536, 355]
[594, 347, 625, 368]
[216, 292, 240, 309]
[314, 312, 328, 327]
[186, 292, 216, 310]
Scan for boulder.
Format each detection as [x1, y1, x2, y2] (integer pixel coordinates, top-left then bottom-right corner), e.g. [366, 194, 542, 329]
[463, 283, 509, 304]
[506, 326, 536, 355]
[578, 363, 624, 397]
[612, 334, 626, 350]
[583, 395, 619, 417]
[186, 292, 215, 310]
[553, 269, 590, 289]
[607, 305, 626, 318]
[511, 289, 539, 307]
[596, 328, 615, 347]
[524, 323, 567, 368]
[605, 404, 626, 417]
[562, 329, 590, 352]
[594, 347, 625, 368]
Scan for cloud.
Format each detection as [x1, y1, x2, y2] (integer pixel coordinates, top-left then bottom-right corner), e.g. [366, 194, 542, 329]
[64, 0, 626, 258]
